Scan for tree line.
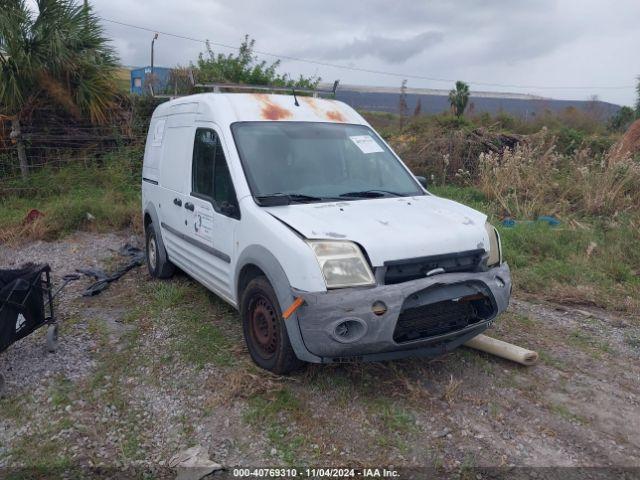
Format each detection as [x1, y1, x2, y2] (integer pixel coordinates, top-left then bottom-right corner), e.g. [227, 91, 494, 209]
[2, 0, 639, 181]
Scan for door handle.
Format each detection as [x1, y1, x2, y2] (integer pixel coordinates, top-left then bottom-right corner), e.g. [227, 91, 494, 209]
[173, 198, 182, 207]
[184, 202, 195, 211]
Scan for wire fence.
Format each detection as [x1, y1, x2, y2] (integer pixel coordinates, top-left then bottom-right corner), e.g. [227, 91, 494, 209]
[0, 140, 145, 182]
[0, 96, 163, 188]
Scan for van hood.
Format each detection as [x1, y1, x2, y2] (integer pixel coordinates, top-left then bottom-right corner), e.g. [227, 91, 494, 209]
[264, 195, 490, 266]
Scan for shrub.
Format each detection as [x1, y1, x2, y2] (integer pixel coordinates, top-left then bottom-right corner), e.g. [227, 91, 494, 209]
[478, 129, 640, 218]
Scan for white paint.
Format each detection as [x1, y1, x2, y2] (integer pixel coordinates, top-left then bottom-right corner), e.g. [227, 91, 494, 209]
[265, 195, 487, 266]
[151, 119, 165, 147]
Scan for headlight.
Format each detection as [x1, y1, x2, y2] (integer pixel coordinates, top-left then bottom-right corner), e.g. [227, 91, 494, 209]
[485, 222, 502, 267]
[307, 240, 375, 289]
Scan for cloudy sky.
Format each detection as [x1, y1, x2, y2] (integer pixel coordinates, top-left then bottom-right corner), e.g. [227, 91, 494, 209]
[92, 0, 639, 106]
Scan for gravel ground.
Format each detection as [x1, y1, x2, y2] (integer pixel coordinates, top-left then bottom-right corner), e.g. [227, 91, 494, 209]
[0, 231, 133, 387]
[1, 231, 639, 477]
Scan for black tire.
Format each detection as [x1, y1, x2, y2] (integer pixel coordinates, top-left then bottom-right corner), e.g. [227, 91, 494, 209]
[240, 276, 303, 375]
[146, 223, 175, 279]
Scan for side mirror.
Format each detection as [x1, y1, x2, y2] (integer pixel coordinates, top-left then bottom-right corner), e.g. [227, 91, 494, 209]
[416, 176, 427, 189]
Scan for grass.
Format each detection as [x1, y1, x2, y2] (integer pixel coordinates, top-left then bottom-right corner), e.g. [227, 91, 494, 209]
[48, 376, 74, 408]
[625, 332, 640, 349]
[550, 403, 589, 425]
[0, 146, 142, 243]
[366, 397, 416, 432]
[366, 397, 417, 451]
[567, 329, 613, 357]
[244, 388, 308, 465]
[431, 185, 640, 316]
[538, 351, 564, 370]
[146, 280, 237, 368]
[0, 395, 30, 422]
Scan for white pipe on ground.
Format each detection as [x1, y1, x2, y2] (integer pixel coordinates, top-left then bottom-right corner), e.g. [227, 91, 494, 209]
[464, 334, 539, 366]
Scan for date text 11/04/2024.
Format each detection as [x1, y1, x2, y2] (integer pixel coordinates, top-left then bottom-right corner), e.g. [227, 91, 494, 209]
[232, 468, 400, 478]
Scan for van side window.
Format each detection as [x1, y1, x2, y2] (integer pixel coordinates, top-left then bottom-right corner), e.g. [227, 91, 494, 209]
[192, 128, 240, 219]
[192, 129, 216, 198]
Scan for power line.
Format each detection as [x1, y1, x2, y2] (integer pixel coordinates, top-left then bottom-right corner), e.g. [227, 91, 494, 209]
[101, 17, 636, 92]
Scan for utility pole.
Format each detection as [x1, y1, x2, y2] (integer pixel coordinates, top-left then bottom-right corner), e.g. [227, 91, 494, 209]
[151, 33, 158, 75]
[150, 33, 158, 95]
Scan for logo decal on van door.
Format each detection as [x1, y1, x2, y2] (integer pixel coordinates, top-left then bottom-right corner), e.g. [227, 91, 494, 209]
[193, 203, 214, 241]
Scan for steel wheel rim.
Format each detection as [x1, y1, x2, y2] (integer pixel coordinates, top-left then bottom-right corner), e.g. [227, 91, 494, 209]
[148, 236, 157, 270]
[249, 294, 278, 359]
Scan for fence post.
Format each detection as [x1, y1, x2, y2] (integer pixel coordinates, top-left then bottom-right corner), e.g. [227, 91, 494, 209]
[10, 117, 28, 180]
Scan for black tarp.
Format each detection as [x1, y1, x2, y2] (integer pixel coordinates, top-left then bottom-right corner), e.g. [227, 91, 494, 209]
[0, 264, 50, 353]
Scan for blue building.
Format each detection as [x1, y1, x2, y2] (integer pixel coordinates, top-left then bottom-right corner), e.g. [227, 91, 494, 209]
[130, 66, 171, 95]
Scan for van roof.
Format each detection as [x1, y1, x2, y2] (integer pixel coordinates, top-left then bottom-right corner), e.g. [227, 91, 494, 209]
[152, 93, 366, 126]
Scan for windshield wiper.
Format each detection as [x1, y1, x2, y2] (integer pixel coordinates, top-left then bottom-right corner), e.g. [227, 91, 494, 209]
[339, 189, 404, 198]
[255, 193, 323, 206]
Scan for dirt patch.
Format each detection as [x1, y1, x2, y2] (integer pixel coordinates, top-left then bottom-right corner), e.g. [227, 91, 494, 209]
[1, 232, 639, 473]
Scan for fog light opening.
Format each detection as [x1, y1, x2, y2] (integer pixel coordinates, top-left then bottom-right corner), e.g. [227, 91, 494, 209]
[332, 319, 366, 343]
[372, 301, 388, 316]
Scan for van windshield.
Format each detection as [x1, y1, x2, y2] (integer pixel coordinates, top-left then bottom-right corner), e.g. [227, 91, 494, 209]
[231, 122, 424, 204]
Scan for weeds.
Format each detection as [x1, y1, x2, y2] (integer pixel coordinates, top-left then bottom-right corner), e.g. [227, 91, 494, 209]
[0, 146, 142, 243]
[478, 129, 640, 218]
[244, 388, 308, 465]
[432, 184, 640, 315]
[366, 398, 416, 434]
[442, 375, 463, 404]
[550, 403, 588, 425]
[145, 280, 237, 368]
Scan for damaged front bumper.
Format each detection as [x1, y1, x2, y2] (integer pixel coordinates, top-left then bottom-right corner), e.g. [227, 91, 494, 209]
[292, 263, 511, 363]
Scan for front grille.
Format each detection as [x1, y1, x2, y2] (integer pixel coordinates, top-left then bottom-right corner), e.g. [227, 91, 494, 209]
[393, 296, 492, 343]
[384, 249, 484, 285]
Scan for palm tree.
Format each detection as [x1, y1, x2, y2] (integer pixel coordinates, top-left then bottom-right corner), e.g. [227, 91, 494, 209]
[0, 0, 118, 179]
[448, 81, 470, 118]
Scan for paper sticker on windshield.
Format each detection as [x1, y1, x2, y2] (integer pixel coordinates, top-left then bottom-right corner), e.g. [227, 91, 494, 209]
[350, 135, 384, 154]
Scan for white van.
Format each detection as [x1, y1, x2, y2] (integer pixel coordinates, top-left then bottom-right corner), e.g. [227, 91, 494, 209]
[141, 91, 511, 374]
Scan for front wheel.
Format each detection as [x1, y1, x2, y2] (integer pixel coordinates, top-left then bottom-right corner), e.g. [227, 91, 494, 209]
[240, 276, 302, 375]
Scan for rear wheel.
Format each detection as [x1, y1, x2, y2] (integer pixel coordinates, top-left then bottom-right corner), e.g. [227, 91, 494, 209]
[241, 276, 302, 374]
[146, 223, 175, 279]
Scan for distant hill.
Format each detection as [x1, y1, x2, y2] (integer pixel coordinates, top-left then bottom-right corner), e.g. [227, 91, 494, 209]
[330, 83, 621, 120]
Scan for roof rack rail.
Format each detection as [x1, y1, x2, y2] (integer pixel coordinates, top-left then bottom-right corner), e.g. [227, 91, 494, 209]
[193, 80, 340, 97]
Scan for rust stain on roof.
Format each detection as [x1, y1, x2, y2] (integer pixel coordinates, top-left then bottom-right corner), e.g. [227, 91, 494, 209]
[326, 110, 346, 122]
[301, 97, 320, 113]
[262, 103, 292, 120]
[253, 93, 292, 120]
[302, 97, 346, 122]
